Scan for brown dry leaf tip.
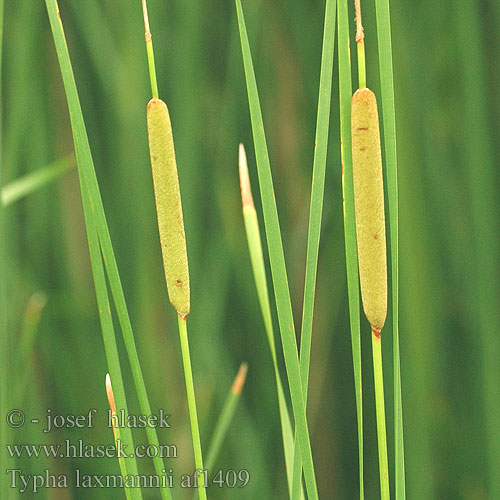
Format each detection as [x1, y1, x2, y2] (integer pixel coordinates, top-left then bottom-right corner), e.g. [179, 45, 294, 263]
[105, 373, 116, 416]
[354, 0, 365, 43]
[231, 362, 249, 395]
[142, 0, 152, 43]
[239, 144, 255, 210]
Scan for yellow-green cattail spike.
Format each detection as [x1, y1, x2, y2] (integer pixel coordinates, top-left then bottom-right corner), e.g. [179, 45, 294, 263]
[147, 98, 190, 317]
[351, 87, 387, 333]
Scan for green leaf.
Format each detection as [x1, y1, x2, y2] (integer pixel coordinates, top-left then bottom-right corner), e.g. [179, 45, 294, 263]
[44, 3, 143, 499]
[81, 186, 142, 500]
[1, 155, 74, 206]
[240, 179, 300, 498]
[337, 0, 364, 498]
[234, 2, 319, 499]
[44, 3, 173, 499]
[205, 363, 247, 472]
[291, 1, 336, 498]
[373, 0, 406, 497]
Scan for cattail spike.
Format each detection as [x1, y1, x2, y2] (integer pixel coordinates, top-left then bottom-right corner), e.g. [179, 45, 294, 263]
[147, 98, 190, 317]
[351, 88, 387, 332]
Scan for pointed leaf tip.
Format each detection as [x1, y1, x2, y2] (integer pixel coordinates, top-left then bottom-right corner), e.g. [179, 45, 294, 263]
[105, 373, 116, 415]
[239, 144, 255, 210]
[231, 362, 249, 395]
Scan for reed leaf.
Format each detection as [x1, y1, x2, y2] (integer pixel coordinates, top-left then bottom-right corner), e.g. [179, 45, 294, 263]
[44, 3, 172, 499]
[1, 155, 74, 206]
[373, 0, 406, 496]
[205, 362, 248, 472]
[337, 0, 364, 497]
[80, 170, 143, 500]
[239, 143, 302, 499]
[234, 1, 319, 498]
[292, 0, 336, 497]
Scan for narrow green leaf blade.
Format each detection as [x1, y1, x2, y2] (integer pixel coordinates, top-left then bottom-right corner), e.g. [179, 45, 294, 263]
[337, 0, 364, 497]
[241, 195, 301, 498]
[373, 0, 406, 497]
[44, 4, 143, 498]
[82, 186, 142, 500]
[2, 155, 74, 206]
[292, 1, 336, 498]
[205, 363, 247, 472]
[234, 2, 319, 499]
[44, 4, 173, 499]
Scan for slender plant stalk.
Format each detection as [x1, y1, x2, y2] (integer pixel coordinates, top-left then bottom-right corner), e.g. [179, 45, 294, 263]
[1, 154, 74, 206]
[372, 332, 389, 500]
[355, 0, 366, 89]
[178, 316, 207, 499]
[372, 0, 405, 496]
[44, 3, 173, 500]
[337, 1, 364, 498]
[353, 2, 389, 499]
[239, 144, 302, 500]
[205, 362, 248, 471]
[234, 2, 319, 499]
[141, 0, 158, 100]
[142, 2, 206, 498]
[291, 0, 336, 498]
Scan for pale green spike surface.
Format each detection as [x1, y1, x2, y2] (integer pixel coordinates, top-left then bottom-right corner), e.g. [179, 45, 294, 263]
[147, 98, 190, 317]
[351, 88, 387, 332]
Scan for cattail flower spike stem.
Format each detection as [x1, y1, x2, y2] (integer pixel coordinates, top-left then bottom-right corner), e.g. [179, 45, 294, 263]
[352, 1, 390, 499]
[142, 2, 207, 499]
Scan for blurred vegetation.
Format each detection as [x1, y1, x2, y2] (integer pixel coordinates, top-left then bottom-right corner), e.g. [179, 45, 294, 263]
[2, 0, 500, 499]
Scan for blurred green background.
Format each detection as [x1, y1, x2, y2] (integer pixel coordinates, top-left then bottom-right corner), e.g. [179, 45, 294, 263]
[2, 0, 500, 499]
